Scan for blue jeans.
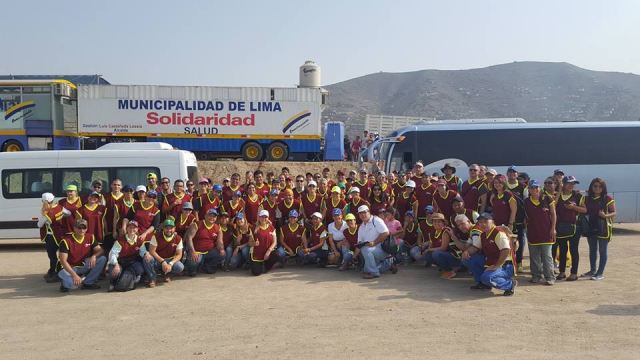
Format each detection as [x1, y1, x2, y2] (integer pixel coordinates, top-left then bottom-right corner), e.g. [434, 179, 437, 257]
[223, 245, 233, 267]
[462, 253, 486, 283]
[297, 248, 328, 265]
[230, 246, 250, 269]
[185, 249, 223, 274]
[276, 246, 304, 263]
[341, 247, 354, 265]
[58, 256, 107, 289]
[432, 251, 462, 271]
[360, 244, 393, 276]
[480, 263, 514, 291]
[142, 257, 184, 281]
[587, 236, 609, 276]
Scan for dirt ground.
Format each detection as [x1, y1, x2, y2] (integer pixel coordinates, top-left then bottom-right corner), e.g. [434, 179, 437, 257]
[1, 225, 639, 360]
[197, 160, 365, 182]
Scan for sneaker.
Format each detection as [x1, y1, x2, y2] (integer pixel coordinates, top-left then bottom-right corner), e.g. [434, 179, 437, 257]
[503, 280, 517, 296]
[108, 284, 115, 292]
[529, 277, 541, 284]
[581, 271, 595, 278]
[163, 276, 171, 283]
[566, 274, 578, 281]
[59, 285, 69, 293]
[470, 282, 491, 290]
[44, 272, 59, 283]
[517, 264, 524, 273]
[148, 280, 156, 288]
[338, 264, 349, 271]
[441, 271, 456, 279]
[80, 283, 101, 290]
[390, 261, 398, 274]
[556, 272, 567, 281]
[591, 275, 605, 281]
[545, 279, 555, 286]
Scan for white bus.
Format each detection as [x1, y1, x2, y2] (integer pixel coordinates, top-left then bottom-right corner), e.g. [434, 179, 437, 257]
[0, 143, 198, 239]
[367, 119, 640, 222]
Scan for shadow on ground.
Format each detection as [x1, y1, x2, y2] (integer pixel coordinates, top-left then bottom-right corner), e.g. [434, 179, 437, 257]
[586, 304, 640, 316]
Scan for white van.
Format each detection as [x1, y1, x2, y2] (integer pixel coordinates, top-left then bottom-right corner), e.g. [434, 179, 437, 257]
[0, 143, 198, 239]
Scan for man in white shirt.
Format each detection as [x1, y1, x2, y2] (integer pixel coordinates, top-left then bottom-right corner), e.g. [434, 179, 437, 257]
[357, 205, 398, 279]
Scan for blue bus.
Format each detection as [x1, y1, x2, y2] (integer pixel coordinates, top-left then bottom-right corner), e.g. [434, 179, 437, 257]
[0, 79, 80, 152]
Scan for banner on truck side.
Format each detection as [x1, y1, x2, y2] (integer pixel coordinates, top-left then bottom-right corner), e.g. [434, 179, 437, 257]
[78, 98, 321, 137]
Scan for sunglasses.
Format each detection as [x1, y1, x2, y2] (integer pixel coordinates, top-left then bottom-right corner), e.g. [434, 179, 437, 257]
[186, 183, 194, 186]
[296, 180, 304, 182]
[469, 169, 478, 172]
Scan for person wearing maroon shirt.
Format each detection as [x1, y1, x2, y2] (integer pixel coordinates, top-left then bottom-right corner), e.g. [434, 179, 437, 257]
[292, 175, 306, 200]
[368, 184, 390, 215]
[222, 190, 246, 220]
[38, 192, 72, 283]
[162, 179, 192, 221]
[346, 187, 370, 224]
[300, 212, 329, 267]
[174, 202, 197, 238]
[184, 209, 225, 275]
[489, 175, 517, 231]
[301, 180, 323, 223]
[57, 219, 107, 292]
[339, 213, 360, 271]
[582, 178, 616, 281]
[433, 179, 458, 221]
[413, 176, 435, 221]
[397, 210, 422, 263]
[58, 184, 83, 235]
[354, 169, 371, 200]
[123, 187, 160, 241]
[259, 189, 280, 226]
[230, 213, 252, 269]
[248, 210, 279, 275]
[156, 177, 172, 208]
[321, 186, 347, 223]
[465, 213, 517, 296]
[277, 189, 302, 227]
[460, 164, 486, 212]
[145, 219, 185, 286]
[524, 180, 557, 285]
[107, 220, 146, 291]
[392, 180, 415, 220]
[218, 212, 235, 270]
[555, 176, 587, 281]
[317, 178, 329, 201]
[103, 178, 124, 253]
[450, 196, 479, 226]
[253, 170, 271, 198]
[193, 179, 220, 221]
[243, 183, 262, 225]
[75, 191, 107, 245]
[440, 163, 462, 192]
[114, 185, 137, 239]
[276, 209, 306, 265]
[222, 173, 242, 203]
[410, 161, 426, 183]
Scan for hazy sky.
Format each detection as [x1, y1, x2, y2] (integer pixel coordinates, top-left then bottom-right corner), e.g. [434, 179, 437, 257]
[2, 0, 638, 87]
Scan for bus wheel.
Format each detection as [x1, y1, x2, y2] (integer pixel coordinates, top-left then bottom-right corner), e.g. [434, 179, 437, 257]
[266, 142, 289, 161]
[241, 141, 264, 161]
[2, 140, 23, 152]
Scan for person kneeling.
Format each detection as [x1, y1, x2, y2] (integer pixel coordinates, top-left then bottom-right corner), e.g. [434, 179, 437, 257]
[144, 218, 185, 287]
[107, 220, 146, 292]
[249, 210, 279, 276]
[184, 209, 225, 276]
[356, 205, 397, 279]
[57, 219, 107, 293]
[299, 212, 329, 267]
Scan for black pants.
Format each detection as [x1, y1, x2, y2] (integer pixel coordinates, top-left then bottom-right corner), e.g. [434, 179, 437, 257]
[558, 232, 580, 274]
[250, 254, 279, 276]
[44, 234, 58, 274]
[101, 234, 116, 255]
[514, 224, 525, 265]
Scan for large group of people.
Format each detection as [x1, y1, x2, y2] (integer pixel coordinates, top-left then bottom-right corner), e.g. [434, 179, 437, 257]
[37, 162, 616, 296]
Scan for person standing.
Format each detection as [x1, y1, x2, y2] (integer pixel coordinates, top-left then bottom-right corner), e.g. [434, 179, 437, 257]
[524, 180, 557, 285]
[103, 178, 124, 253]
[162, 179, 192, 221]
[555, 176, 586, 281]
[582, 178, 616, 281]
[357, 205, 397, 279]
[38, 192, 72, 282]
[75, 191, 107, 245]
[58, 184, 83, 234]
[277, 210, 306, 265]
[460, 164, 486, 211]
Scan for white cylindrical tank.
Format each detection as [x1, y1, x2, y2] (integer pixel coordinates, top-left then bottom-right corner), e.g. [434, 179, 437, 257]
[299, 60, 321, 88]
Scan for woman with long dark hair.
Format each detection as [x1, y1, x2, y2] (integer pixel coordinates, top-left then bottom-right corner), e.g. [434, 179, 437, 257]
[582, 178, 616, 280]
[368, 184, 390, 215]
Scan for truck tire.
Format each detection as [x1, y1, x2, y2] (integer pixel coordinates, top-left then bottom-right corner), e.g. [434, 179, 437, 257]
[2, 140, 24, 152]
[266, 142, 289, 161]
[241, 141, 264, 161]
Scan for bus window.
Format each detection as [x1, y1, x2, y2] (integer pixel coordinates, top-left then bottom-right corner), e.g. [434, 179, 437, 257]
[61, 168, 107, 195]
[188, 166, 198, 182]
[115, 167, 161, 188]
[2, 169, 54, 198]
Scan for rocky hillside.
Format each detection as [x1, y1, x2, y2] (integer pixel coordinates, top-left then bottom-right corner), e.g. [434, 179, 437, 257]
[323, 62, 640, 135]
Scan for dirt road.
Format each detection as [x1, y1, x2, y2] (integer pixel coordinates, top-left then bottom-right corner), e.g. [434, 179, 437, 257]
[1, 226, 639, 359]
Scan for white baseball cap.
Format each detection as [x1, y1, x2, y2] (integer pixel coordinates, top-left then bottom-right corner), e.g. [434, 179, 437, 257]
[307, 180, 317, 187]
[135, 185, 147, 193]
[357, 205, 370, 213]
[487, 169, 498, 176]
[258, 209, 270, 217]
[41, 192, 55, 203]
[311, 212, 323, 219]
[349, 187, 360, 193]
[405, 180, 416, 188]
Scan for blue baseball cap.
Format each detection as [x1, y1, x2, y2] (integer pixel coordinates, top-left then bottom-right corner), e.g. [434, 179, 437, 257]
[507, 165, 518, 173]
[405, 210, 415, 218]
[206, 208, 218, 216]
[478, 212, 493, 221]
[425, 205, 434, 214]
[288, 209, 299, 218]
[147, 190, 158, 198]
[233, 191, 242, 197]
[332, 208, 342, 217]
[528, 180, 540, 188]
[123, 184, 134, 192]
[213, 184, 222, 192]
[235, 212, 245, 220]
[270, 189, 279, 196]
